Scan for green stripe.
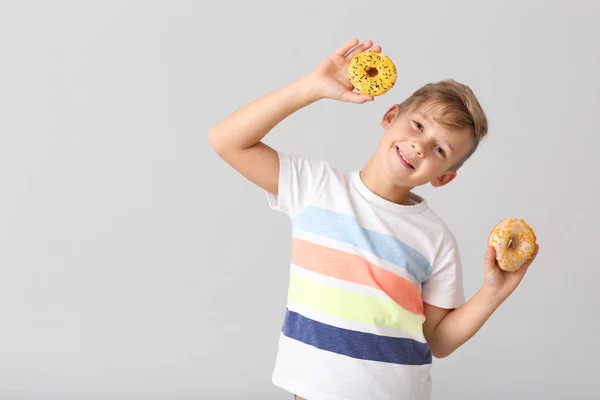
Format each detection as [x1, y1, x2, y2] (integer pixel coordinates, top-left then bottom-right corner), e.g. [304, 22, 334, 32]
[288, 272, 425, 338]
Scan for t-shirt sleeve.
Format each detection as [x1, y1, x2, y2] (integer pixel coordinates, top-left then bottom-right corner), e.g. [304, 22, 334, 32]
[421, 233, 466, 309]
[265, 152, 329, 219]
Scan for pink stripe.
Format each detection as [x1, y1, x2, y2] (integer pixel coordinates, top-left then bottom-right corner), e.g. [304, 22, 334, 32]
[291, 238, 423, 315]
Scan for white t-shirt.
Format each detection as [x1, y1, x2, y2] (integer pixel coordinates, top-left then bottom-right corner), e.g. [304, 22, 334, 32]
[266, 152, 465, 400]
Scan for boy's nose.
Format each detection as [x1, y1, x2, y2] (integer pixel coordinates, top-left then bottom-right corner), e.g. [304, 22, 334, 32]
[411, 143, 424, 157]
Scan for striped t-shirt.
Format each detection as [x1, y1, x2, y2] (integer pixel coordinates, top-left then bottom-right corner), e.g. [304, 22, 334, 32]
[266, 152, 465, 400]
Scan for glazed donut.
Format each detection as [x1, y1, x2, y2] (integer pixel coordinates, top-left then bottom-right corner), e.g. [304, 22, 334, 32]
[348, 51, 397, 96]
[488, 218, 537, 272]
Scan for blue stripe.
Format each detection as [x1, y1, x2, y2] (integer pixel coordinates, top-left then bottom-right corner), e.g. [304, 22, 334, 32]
[282, 309, 432, 366]
[292, 205, 431, 282]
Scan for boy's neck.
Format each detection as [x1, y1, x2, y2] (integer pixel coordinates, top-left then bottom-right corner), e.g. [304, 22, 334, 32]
[359, 161, 416, 206]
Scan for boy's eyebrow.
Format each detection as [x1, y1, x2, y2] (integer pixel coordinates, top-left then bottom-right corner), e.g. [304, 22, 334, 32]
[414, 112, 432, 123]
[414, 112, 454, 153]
[444, 140, 454, 154]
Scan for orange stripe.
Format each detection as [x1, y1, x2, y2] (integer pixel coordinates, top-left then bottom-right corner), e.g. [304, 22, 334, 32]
[291, 238, 424, 315]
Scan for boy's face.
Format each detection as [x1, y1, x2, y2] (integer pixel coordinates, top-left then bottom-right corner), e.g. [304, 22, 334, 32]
[375, 102, 474, 189]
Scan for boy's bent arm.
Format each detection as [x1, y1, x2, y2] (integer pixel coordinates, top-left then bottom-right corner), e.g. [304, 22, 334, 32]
[423, 245, 540, 358]
[208, 77, 322, 195]
[423, 289, 502, 358]
[209, 39, 379, 195]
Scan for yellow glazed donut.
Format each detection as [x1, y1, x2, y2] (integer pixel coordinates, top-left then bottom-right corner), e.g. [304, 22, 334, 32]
[348, 51, 397, 96]
[488, 218, 537, 272]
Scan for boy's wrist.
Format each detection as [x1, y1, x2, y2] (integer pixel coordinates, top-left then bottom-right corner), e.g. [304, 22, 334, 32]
[479, 284, 507, 309]
[294, 74, 327, 103]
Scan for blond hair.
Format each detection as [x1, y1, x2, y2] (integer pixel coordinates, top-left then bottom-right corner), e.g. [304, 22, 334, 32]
[399, 79, 488, 170]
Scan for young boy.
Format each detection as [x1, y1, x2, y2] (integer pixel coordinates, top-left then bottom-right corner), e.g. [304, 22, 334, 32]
[209, 39, 539, 400]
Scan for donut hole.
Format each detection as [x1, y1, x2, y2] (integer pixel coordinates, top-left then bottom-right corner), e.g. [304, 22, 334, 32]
[366, 67, 378, 78]
[507, 238, 516, 250]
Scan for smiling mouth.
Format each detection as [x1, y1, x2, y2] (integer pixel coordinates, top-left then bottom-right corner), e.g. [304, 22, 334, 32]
[396, 146, 415, 169]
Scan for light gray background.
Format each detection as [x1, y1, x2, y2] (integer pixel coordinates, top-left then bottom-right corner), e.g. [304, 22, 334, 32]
[1, 0, 599, 399]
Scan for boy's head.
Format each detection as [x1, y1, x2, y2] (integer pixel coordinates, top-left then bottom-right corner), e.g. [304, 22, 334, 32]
[371, 79, 488, 190]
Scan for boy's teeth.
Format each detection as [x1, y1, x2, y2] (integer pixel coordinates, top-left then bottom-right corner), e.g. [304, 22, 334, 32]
[397, 148, 412, 166]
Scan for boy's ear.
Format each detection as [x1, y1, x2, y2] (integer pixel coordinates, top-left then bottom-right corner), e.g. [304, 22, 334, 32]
[431, 171, 457, 188]
[381, 104, 401, 129]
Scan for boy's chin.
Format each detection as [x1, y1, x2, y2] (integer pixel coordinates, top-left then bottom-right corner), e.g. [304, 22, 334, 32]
[381, 167, 419, 189]
[390, 172, 436, 189]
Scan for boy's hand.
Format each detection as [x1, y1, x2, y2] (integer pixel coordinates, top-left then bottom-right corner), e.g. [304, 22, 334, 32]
[482, 244, 540, 301]
[307, 39, 382, 104]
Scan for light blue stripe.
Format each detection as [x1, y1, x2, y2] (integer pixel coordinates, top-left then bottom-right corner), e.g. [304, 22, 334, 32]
[292, 205, 431, 282]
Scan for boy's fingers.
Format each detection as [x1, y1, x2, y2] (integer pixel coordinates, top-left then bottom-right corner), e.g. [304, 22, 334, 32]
[524, 244, 540, 267]
[345, 40, 374, 59]
[510, 245, 538, 279]
[341, 91, 374, 104]
[335, 39, 360, 56]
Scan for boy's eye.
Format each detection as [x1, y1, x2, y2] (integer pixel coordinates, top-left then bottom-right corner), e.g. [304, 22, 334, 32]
[413, 120, 423, 130]
[435, 145, 445, 156]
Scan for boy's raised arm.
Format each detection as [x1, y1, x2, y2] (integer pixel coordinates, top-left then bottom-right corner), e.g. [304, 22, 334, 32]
[208, 77, 322, 195]
[208, 39, 379, 195]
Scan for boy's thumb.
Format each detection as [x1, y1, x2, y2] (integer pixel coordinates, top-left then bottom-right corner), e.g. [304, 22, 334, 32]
[341, 91, 374, 104]
[484, 246, 498, 272]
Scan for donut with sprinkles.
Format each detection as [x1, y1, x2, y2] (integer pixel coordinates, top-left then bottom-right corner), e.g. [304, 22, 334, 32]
[488, 218, 537, 272]
[348, 51, 397, 96]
